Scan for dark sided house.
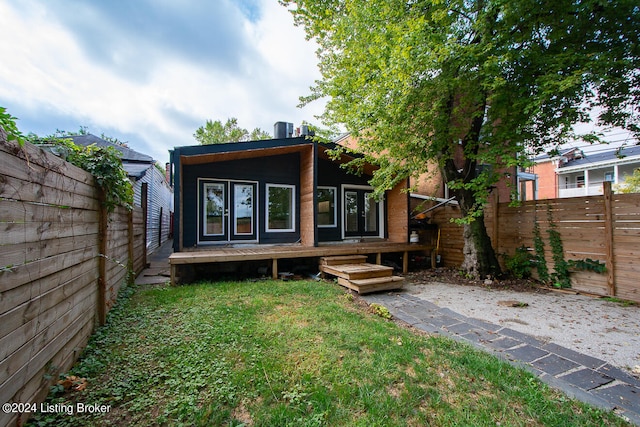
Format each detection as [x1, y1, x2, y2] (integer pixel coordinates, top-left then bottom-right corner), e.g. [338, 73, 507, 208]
[170, 126, 413, 253]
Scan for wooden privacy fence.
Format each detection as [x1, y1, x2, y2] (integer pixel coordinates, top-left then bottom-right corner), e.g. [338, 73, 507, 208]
[0, 136, 145, 427]
[431, 183, 640, 303]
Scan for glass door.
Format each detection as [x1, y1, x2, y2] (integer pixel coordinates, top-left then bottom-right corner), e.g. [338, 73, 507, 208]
[200, 180, 257, 243]
[232, 182, 256, 241]
[344, 187, 380, 237]
[203, 181, 228, 241]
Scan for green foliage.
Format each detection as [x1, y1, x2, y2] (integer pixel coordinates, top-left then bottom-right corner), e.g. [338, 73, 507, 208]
[38, 138, 134, 212]
[503, 246, 533, 279]
[283, 0, 640, 277]
[615, 168, 640, 194]
[547, 208, 571, 289]
[532, 221, 550, 283]
[0, 106, 26, 146]
[533, 210, 606, 287]
[194, 117, 271, 144]
[369, 303, 392, 320]
[602, 296, 637, 307]
[567, 258, 607, 274]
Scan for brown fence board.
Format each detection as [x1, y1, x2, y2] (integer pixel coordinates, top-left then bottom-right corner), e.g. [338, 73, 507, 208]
[431, 189, 640, 302]
[0, 271, 98, 363]
[0, 173, 100, 210]
[1, 136, 148, 422]
[0, 234, 99, 271]
[0, 246, 97, 292]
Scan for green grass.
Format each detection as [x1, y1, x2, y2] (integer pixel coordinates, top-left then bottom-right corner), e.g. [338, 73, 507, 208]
[29, 280, 629, 426]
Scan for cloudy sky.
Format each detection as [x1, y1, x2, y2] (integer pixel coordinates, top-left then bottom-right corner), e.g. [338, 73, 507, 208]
[0, 0, 324, 164]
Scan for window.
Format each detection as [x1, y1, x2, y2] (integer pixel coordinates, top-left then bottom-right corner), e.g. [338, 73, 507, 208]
[576, 175, 585, 188]
[317, 187, 336, 227]
[604, 172, 614, 182]
[266, 184, 295, 232]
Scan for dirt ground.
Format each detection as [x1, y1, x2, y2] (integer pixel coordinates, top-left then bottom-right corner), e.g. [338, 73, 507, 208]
[403, 269, 640, 377]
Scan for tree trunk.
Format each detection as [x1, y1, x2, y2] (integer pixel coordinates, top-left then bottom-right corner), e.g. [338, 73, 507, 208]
[457, 189, 502, 279]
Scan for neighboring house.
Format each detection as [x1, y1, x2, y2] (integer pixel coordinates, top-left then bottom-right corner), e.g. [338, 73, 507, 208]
[169, 123, 410, 252]
[332, 133, 519, 212]
[68, 134, 174, 254]
[523, 145, 640, 200]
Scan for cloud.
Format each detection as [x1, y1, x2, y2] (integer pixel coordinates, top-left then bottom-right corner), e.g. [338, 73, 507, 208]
[39, 0, 257, 81]
[0, 0, 324, 164]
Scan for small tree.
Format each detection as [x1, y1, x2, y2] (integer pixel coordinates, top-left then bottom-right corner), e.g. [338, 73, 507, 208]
[194, 117, 271, 144]
[616, 168, 640, 194]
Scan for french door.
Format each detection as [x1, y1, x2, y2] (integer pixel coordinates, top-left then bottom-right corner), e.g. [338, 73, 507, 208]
[200, 180, 257, 243]
[343, 186, 381, 238]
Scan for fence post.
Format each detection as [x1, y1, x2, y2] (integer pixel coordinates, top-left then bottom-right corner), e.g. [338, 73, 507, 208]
[603, 182, 616, 296]
[128, 209, 134, 282]
[97, 193, 108, 326]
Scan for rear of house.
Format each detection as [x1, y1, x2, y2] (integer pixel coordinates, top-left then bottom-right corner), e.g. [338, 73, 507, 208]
[170, 131, 410, 253]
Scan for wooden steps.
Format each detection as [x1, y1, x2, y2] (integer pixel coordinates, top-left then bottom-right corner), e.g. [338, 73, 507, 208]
[319, 256, 404, 294]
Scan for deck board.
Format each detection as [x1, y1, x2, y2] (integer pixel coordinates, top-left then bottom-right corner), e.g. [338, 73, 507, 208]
[169, 242, 430, 285]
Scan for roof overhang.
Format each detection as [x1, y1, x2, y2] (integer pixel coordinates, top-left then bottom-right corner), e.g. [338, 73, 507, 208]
[557, 155, 640, 173]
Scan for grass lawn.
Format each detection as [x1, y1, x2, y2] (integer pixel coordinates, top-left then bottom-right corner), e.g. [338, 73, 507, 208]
[28, 279, 629, 426]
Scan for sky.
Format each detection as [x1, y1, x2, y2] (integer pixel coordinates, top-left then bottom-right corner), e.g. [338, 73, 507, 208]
[0, 0, 324, 164]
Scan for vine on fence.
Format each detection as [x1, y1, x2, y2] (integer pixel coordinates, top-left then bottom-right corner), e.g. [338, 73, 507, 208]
[525, 206, 607, 289]
[532, 220, 549, 283]
[2, 107, 133, 212]
[0, 107, 26, 146]
[547, 207, 572, 288]
[39, 137, 133, 212]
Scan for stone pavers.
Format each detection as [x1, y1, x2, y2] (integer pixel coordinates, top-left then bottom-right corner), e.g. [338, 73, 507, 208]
[363, 292, 640, 426]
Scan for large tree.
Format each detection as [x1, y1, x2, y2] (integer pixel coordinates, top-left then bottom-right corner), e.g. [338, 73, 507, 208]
[283, 0, 640, 278]
[194, 117, 271, 144]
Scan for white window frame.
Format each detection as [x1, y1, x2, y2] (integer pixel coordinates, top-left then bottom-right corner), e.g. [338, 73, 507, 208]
[317, 186, 337, 228]
[202, 181, 227, 237]
[265, 183, 296, 233]
[233, 182, 255, 236]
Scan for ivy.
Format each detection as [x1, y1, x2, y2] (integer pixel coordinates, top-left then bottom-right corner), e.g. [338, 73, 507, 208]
[532, 207, 607, 288]
[547, 207, 571, 289]
[0, 107, 26, 146]
[532, 220, 549, 283]
[2, 107, 133, 212]
[567, 258, 607, 274]
[38, 138, 134, 212]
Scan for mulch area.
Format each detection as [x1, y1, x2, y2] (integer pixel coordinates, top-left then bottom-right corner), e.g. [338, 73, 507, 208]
[405, 268, 550, 294]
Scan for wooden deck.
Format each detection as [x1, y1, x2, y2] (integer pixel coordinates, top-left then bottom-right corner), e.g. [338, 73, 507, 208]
[169, 242, 431, 285]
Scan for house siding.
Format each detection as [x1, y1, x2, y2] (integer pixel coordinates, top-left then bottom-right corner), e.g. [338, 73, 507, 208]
[525, 160, 557, 200]
[181, 153, 301, 248]
[316, 157, 378, 242]
[132, 165, 173, 254]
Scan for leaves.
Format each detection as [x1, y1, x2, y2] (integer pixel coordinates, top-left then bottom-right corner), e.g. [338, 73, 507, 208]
[0, 106, 26, 146]
[284, 0, 639, 277]
[194, 117, 271, 144]
[35, 137, 134, 212]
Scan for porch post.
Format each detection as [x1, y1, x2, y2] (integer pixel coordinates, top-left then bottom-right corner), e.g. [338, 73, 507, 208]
[584, 169, 590, 196]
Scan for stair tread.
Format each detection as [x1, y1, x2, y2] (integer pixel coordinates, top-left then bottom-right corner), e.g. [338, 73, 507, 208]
[349, 275, 404, 285]
[337, 276, 404, 294]
[319, 255, 368, 266]
[320, 263, 393, 280]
